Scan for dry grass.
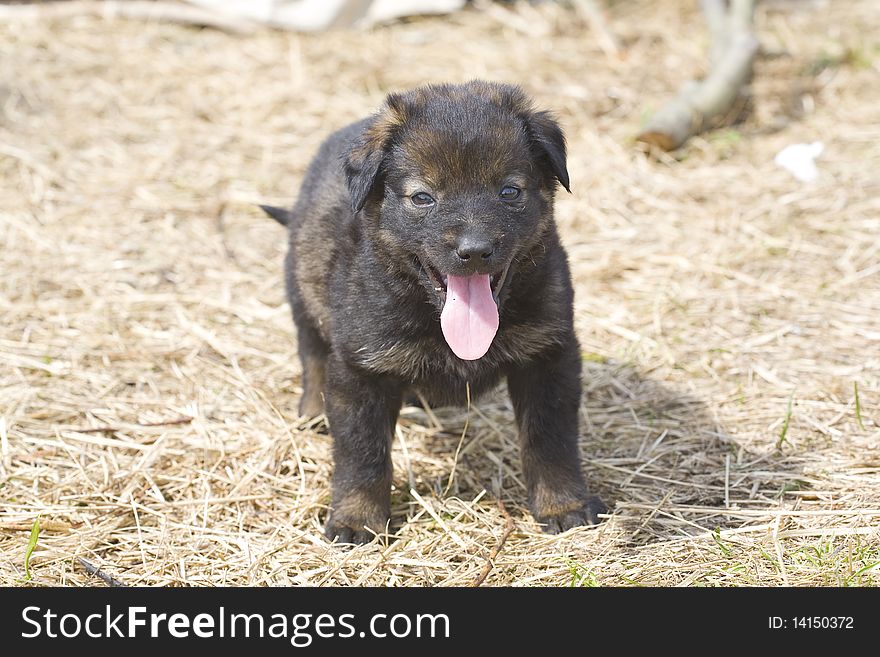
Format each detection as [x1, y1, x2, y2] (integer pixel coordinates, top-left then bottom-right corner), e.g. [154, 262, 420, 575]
[1, 0, 879, 587]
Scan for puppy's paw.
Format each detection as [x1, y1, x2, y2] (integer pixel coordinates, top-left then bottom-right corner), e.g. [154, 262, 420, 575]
[535, 495, 607, 534]
[324, 514, 385, 546]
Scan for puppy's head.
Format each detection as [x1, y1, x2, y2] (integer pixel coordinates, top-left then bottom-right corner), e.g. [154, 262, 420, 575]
[344, 81, 570, 360]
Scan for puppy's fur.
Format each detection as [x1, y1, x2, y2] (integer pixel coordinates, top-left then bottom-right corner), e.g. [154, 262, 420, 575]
[263, 81, 606, 543]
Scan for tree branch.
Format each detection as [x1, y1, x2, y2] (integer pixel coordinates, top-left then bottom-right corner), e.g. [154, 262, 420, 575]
[0, 1, 260, 35]
[637, 0, 759, 151]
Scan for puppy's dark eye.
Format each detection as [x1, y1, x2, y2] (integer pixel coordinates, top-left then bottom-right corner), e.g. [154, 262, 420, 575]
[500, 186, 521, 200]
[410, 192, 435, 207]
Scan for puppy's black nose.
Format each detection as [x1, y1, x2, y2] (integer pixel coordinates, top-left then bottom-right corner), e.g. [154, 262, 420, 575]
[455, 235, 494, 262]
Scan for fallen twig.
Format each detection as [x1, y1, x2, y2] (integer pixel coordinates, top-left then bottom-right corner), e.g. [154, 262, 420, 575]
[77, 557, 128, 587]
[471, 501, 516, 587]
[0, 519, 75, 532]
[573, 0, 619, 58]
[68, 416, 193, 434]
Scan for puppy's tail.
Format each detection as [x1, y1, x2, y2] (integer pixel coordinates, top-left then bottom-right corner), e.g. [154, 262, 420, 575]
[259, 204, 294, 227]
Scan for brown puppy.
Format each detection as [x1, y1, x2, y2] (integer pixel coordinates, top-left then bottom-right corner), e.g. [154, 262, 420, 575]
[262, 81, 606, 544]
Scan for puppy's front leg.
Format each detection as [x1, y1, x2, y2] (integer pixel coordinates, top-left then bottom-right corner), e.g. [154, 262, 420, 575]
[507, 337, 607, 533]
[324, 354, 402, 545]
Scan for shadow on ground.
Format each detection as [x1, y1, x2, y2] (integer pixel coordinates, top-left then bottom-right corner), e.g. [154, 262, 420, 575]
[391, 358, 808, 544]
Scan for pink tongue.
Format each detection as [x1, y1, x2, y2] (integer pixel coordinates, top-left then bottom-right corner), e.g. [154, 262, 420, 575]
[440, 274, 499, 360]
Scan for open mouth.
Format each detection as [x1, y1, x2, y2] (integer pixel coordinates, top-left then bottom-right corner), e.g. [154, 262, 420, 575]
[418, 257, 510, 361]
[421, 259, 510, 307]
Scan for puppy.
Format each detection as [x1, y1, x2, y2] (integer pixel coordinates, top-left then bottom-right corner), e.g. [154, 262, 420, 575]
[262, 81, 606, 544]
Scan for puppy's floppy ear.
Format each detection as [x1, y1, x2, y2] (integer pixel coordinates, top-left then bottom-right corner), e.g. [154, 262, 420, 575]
[525, 111, 571, 193]
[344, 94, 407, 213]
[344, 132, 386, 214]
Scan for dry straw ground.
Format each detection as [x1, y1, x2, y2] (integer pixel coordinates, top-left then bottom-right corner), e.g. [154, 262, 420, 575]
[1, 0, 879, 587]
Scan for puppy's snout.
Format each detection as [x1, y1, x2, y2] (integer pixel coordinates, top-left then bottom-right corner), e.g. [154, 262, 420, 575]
[455, 235, 494, 263]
